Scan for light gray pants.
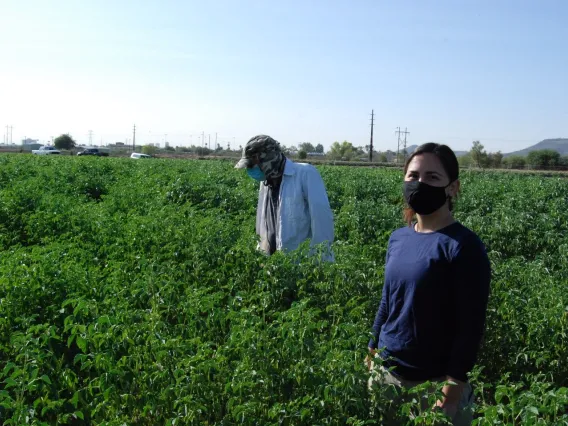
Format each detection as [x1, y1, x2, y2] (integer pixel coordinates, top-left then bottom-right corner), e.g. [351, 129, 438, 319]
[367, 360, 474, 425]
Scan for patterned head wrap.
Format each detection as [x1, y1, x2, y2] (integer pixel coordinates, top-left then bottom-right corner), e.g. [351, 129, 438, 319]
[234, 134, 285, 180]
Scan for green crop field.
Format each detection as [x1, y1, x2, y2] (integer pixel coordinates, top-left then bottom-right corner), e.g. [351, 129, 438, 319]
[0, 154, 566, 425]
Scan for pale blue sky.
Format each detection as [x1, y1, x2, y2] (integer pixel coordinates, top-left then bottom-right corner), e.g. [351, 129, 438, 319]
[0, 0, 566, 152]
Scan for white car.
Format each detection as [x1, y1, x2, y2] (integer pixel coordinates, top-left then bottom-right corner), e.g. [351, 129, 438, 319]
[32, 146, 61, 155]
[130, 153, 152, 159]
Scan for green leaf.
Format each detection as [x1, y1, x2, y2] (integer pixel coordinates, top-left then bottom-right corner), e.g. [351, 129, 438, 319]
[527, 406, 539, 415]
[76, 336, 87, 353]
[40, 375, 52, 385]
[3, 378, 17, 389]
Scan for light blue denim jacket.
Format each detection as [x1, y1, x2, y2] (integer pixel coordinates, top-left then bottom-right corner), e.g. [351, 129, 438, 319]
[255, 159, 334, 262]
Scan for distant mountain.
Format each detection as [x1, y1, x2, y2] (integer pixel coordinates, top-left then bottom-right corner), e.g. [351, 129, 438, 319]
[503, 139, 568, 157]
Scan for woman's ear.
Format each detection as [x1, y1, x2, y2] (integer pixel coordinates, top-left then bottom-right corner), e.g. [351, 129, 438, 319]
[448, 179, 460, 198]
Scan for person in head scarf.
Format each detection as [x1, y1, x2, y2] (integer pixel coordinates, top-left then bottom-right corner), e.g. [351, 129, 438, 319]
[235, 134, 334, 261]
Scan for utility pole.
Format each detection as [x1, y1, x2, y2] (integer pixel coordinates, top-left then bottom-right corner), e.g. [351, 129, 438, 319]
[88, 130, 93, 146]
[402, 128, 410, 161]
[369, 110, 375, 162]
[215, 132, 218, 150]
[208, 134, 211, 150]
[395, 127, 410, 163]
[133, 124, 136, 152]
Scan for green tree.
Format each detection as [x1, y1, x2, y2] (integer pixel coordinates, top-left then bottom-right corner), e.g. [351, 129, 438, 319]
[527, 149, 561, 169]
[195, 146, 211, 156]
[282, 145, 297, 155]
[315, 143, 324, 153]
[329, 141, 354, 160]
[54, 134, 76, 150]
[142, 145, 158, 155]
[354, 146, 365, 156]
[470, 141, 488, 168]
[299, 142, 316, 153]
[298, 150, 308, 159]
[503, 155, 526, 169]
[377, 152, 388, 163]
[487, 151, 503, 168]
[458, 153, 474, 168]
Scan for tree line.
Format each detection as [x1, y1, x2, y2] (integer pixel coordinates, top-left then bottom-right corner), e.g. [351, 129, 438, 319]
[459, 141, 568, 170]
[44, 134, 568, 170]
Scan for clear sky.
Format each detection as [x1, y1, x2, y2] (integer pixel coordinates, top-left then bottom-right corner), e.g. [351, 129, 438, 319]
[0, 0, 566, 153]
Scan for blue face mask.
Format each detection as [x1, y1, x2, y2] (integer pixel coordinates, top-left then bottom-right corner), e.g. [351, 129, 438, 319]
[246, 165, 266, 181]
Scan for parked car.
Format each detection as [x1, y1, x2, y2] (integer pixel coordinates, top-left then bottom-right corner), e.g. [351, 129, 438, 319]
[77, 148, 109, 157]
[32, 146, 61, 155]
[130, 153, 152, 159]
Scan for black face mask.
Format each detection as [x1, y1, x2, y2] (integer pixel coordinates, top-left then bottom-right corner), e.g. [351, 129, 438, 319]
[403, 180, 451, 215]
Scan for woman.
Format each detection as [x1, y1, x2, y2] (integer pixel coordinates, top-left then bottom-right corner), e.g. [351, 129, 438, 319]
[367, 143, 491, 425]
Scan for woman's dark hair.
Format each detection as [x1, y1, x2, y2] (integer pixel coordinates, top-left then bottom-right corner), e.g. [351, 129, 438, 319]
[403, 143, 460, 225]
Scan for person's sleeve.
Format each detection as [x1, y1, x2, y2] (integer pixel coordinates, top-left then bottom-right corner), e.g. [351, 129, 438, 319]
[303, 167, 335, 261]
[369, 247, 390, 349]
[255, 183, 264, 236]
[446, 237, 491, 382]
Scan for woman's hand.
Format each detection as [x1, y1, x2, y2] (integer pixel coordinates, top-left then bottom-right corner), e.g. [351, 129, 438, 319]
[365, 347, 376, 370]
[432, 376, 465, 419]
[433, 399, 458, 418]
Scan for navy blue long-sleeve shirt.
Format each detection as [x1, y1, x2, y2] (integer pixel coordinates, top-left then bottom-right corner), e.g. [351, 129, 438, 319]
[369, 222, 491, 383]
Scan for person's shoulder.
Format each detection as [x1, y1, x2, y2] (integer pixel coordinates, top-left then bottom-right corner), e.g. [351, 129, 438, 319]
[289, 161, 322, 179]
[389, 225, 413, 242]
[449, 222, 484, 243]
[293, 161, 318, 172]
[447, 222, 487, 255]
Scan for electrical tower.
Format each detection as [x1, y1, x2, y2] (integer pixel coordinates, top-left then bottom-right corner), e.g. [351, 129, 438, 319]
[133, 124, 136, 152]
[402, 128, 410, 160]
[369, 110, 375, 162]
[395, 127, 410, 163]
[88, 130, 94, 145]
